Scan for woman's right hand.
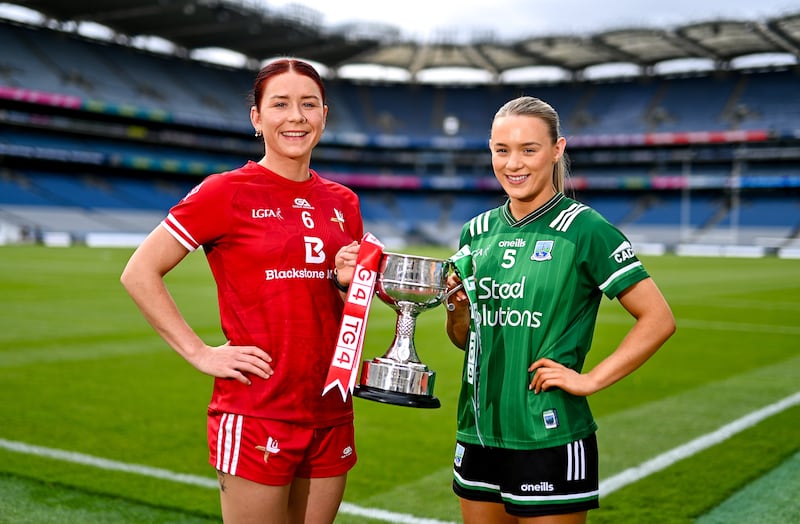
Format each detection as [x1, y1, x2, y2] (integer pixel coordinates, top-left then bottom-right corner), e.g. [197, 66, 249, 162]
[192, 342, 274, 386]
[122, 228, 275, 386]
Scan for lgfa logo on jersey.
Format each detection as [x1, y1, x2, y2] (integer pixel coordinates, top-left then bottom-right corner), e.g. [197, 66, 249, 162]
[251, 208, 283, 219]
[531, 240, 554, 261]
[610, 241, 636, 263]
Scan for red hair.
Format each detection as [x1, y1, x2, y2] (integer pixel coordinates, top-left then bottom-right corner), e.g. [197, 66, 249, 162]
[251, 58, 326, 107]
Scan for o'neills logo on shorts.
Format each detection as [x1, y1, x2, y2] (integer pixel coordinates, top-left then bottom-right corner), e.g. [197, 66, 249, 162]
[521, 482, 555, 492]
[264, 268, 326, 280]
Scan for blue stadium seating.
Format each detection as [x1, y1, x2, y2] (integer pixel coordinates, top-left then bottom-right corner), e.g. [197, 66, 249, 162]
[737, 197, 800, 227]
[1, 18, 798, 248]
[651, 75, 737, 132]
[736, 70, 800, 131]
[0, 172, 54, 206]
[5, 18, 800, 140]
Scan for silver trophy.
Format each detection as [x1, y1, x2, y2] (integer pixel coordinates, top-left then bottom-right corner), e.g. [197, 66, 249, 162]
[353, 252, 455, 408]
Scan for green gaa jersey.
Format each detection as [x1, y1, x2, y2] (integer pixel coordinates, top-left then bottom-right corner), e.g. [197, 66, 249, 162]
[455, 193, 649, 450]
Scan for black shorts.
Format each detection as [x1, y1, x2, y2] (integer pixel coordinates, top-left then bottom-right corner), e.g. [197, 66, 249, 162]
[452, 433, 599, 518]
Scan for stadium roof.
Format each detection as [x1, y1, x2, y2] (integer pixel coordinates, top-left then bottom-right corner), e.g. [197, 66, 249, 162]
[7, 0, 800, 81]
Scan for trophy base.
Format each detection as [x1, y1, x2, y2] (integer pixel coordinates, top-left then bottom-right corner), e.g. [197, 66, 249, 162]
[354, 385, 441, 409]
[353, 358, 440, 409]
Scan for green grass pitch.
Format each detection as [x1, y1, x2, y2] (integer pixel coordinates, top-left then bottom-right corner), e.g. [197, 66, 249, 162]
[0, 245, 798, 523]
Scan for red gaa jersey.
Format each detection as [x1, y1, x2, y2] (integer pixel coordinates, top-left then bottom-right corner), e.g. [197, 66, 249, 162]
[162, 161, 363, 427]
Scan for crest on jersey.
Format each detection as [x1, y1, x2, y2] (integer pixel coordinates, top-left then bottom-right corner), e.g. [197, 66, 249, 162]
[531, 240, 554, 261]
[331, 208, 345, 231]
[255, 436, 280, 463]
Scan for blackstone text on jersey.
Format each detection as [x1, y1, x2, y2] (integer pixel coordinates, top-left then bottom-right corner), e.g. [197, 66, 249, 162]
[264, 268, 332, 281]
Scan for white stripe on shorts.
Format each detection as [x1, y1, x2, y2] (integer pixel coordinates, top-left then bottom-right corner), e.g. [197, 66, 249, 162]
[567, 439, 586, 481]
[453, 469, 501, 492]
[216, 413, 244, 475]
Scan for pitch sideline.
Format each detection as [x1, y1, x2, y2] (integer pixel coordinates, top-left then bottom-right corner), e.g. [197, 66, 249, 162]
[1, 391, 798, 524]
[599, 390, 800, 496]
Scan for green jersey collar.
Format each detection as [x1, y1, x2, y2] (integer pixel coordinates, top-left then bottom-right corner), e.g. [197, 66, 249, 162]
[501, 193, 565, 227]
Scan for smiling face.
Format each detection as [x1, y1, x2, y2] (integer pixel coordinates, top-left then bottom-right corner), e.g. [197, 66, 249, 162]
[250, 70, 327, 177]
[489, 114, 566, 218]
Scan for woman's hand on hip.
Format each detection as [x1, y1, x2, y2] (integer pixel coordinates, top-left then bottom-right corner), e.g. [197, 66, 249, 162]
[528, 358, 598, 396]
[192, 342, 274, 386]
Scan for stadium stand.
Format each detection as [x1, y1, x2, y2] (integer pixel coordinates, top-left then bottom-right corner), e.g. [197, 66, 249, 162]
[0, 2, 799, 255]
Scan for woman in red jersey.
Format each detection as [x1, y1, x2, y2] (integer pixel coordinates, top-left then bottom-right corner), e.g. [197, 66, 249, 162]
[121, 58, 363, 523]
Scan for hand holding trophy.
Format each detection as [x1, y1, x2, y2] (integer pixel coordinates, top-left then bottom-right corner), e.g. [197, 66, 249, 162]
[354, 251, 459, 408]
[323, 234, 461, 409]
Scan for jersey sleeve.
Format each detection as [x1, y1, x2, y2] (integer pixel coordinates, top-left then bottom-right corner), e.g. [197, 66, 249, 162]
[459, 212, 481, 249]
[579, 210, 649, 299]
[161, 173, 232, 251]
[459, 223, 471, 249]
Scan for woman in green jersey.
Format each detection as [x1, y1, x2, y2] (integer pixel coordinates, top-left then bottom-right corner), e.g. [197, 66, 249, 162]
[445, 96, 675, 524]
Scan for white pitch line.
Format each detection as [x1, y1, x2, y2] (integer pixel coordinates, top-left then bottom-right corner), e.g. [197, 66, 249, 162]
[337, 503, 457, 524]
[0, 438, 456, 524]
[1, 392, 797, 523]
[0, 438, 217, 489]
[600, 391, 800, 496]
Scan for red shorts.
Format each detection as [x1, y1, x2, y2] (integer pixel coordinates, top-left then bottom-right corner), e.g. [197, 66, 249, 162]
[208, 411, 357, 486]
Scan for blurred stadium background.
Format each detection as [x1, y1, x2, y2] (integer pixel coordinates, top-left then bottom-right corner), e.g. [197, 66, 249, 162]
[1, 3, 799, 523]
[0, 0, 799, 254]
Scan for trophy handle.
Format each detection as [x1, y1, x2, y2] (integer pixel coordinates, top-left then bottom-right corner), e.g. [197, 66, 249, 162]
[444, 282, 464, 311]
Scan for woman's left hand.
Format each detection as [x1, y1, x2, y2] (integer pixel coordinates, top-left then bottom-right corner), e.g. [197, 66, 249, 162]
[334, 241, 360, 286]
[528, 358, 597, 396]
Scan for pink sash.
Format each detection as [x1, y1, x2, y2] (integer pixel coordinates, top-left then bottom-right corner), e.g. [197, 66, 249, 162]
[322, 232, 384, 402]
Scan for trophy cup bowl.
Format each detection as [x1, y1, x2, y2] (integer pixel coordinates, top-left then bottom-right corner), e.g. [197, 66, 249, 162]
[353, 252, 451, 408]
